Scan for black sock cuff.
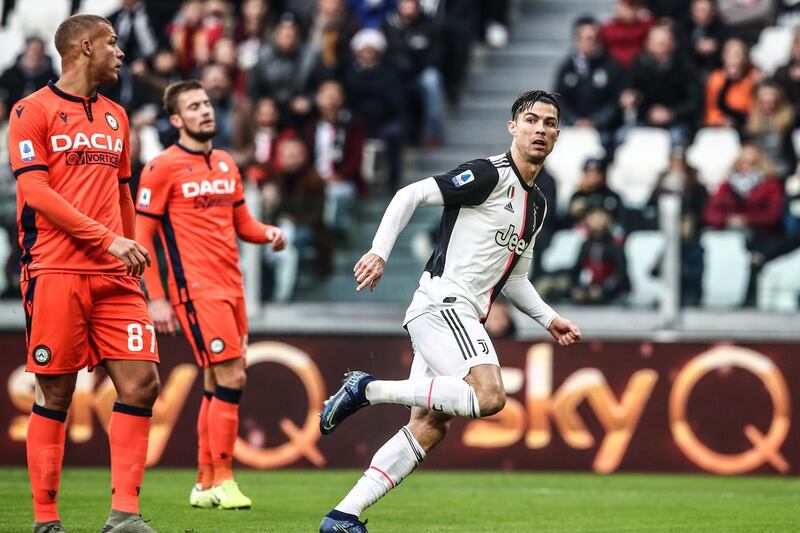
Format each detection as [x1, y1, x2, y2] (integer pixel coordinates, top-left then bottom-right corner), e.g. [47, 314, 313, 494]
[113, 402, 153, 417]
[203, 390, 214, 400]
[214, 385, 242, 404]
[32, 404, 67, 423]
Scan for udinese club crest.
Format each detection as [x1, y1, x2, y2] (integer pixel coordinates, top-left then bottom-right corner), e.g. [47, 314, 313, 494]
[105, 112, 119, 131]
[209, 338, 225, 354]
[33, 345, 51, 365]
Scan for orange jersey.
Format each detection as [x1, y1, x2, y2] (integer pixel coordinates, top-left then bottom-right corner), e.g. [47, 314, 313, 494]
[8, 81, 131, 278]
[136, 144, 263, 302]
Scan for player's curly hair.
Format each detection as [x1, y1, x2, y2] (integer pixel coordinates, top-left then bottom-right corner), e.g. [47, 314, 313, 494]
[163, 79, 204, 115]
[511, 90, 561, 123]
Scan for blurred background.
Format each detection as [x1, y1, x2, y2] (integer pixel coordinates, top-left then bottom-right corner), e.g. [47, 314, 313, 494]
[0, 0, 798, 477]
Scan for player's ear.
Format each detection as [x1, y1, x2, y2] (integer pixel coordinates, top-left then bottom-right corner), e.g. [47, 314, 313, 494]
[169, 114, 183, 130]
[507, 119, 516, 136]
[81, 38, 92, 57]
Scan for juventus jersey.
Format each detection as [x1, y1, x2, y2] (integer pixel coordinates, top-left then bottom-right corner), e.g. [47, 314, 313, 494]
[404, 152, 547, 325]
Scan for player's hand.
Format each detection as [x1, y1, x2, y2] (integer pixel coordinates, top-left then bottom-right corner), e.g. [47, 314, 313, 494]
[107, 235, 151, 276]
[150, 297, 178, 335]
[547, 316, 582, 347]
[266, 226, 287, 251]
[354, 252, 385, 292]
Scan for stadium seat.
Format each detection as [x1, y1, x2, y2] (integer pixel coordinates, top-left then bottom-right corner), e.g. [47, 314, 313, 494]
[700, 230, 749, 307]
[0, 27, 24, 73]
[751, 26, 793, 76]
[79, 0, 123, 17]
[624, 231, 665, 307]
[686, 127, 741, 192]
[540, 228, 583, 272]
[607, 127, 671, 208]
[544, 127, 605, 211]
[757, 247, 800, 311]
[6, 0, 69, 40]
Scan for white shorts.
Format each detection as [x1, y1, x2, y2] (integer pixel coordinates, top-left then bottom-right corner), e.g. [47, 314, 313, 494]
[406, 309, 499, 380]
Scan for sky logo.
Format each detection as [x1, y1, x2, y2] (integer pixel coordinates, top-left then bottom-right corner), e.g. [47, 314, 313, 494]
[19, 140, 35, 162]
[451, 169, 475, 188]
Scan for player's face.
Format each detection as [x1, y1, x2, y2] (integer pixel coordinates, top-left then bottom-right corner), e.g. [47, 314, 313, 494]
[508, 101, 560, 164]
[173, 89, 218, 142]
[91, 24, 124, 84]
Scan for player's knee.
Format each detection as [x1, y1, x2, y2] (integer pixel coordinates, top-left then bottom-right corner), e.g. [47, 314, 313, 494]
[43, 388, 75, 412]
[216, 368, 246, 390]
[477, 388, 506, 417]
[116, 372, 161, 408]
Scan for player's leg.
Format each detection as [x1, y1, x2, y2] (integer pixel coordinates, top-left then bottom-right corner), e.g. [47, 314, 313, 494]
[190, 367, 216, 507]
[89, 275, 160, 532]
[23, 273, 91, 533]
[320, 311, 500, 434]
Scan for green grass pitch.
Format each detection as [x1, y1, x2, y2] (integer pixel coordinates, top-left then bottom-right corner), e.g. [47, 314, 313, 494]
[1, 468, 798, 532]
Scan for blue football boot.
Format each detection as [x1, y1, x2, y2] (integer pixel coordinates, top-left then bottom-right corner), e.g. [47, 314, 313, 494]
[319, 371, 376, 435]
[319, 510, 368, 532]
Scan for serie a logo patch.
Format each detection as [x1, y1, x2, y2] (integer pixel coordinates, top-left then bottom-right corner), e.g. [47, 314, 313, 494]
[32, 345, 51, 365]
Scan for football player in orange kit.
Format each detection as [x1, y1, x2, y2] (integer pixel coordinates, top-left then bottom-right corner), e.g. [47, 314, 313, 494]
[135, 80, 286, 510]
[7, 14, 160, 533]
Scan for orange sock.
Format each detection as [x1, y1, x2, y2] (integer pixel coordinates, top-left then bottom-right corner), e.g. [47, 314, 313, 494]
[209, 386, 241, 485]
[196, 391, 213, 489]
[109, 403, 151, 513]
[27, 404, 67, 523]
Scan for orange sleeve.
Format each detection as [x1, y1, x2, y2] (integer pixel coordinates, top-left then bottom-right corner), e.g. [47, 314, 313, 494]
[231, 164, 270, 243]
[118, 109, 132, 181]
[135, 157, 172, 216]
[119, 183, 136, 239]
[18, 172, 117, 250]
[135, 214, 166, 300]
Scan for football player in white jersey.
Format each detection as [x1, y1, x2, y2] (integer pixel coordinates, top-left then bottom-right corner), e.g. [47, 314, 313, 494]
[318, 90, 581, 533]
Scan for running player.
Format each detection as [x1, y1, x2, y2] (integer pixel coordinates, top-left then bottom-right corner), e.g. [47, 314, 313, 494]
[8, 14, 160, 533]
[135, 80, 286, 511]
[318, 90, 581, 532]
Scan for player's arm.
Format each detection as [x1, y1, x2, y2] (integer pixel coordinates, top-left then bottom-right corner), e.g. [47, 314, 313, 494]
[232, 201, 286, 250]
[502, 254, 581, 347]
[135, 159, 178, 334]
[354, 177, 444, 292]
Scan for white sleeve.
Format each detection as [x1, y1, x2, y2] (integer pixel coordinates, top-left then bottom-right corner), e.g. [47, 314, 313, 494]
[369, 177, 444, 261]
[501, 254, 559, 329]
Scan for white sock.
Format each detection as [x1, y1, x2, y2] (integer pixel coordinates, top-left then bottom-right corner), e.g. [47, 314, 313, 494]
[365, 376, 481, 418]
[335, 426, 426, 517]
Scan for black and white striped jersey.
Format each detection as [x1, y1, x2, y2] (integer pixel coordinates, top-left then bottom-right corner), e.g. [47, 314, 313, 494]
[404, 151, 548, 325]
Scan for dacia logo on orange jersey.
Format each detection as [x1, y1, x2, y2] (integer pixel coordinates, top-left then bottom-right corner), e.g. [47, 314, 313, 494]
[50, 133, 123, 153]
[181, 179, 236, 198]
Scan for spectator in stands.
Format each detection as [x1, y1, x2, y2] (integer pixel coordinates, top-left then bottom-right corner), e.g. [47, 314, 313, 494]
[201, 62, 251, 153]
[773, 28, 800, 108]
[704, 37, 759, 131]
[555, 16, 623, 154]
[600, 0, 655, 72]
[302, 80, 365, 237]
[531, 167, 558, 280]
[568, 158, 626, 228]
[0, 99, 17, 299]
[569, 207, 630, 304]
[108, 0, 158, 72]
[235, 96, 293, 184]
[681, 0, 728, 75]
[168, 0, 225, 76]
[646, 0, 692, 29]
[617, 24, 702, 146]
[646, 145, 709, 228]
[235, 0, 276, 71]
[744, 80, 796, 178]
[382, 0, 446, 146]
[247, 13, 323, 118]
[211, 37, 247, 96]
[479, 0, 510, 49]
[0, 37, 56, 110]
[348, 0, 397, 29]
[306, 0, 362, 77]
[716, 0, 775, 45]
[431, 0, 476, 103]
[342, 28, 406, 189]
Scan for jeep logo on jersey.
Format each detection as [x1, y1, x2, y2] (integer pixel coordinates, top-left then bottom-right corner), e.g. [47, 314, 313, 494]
[495, 224, 528, 256]
[51, 133, 124, 153]
[181, 179, 236, 198]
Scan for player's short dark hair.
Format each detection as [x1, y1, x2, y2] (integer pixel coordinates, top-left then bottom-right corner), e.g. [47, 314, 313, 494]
[163, 79, 204, 115]
[511, 90, 561, 123]
[54, 14, 112, 57]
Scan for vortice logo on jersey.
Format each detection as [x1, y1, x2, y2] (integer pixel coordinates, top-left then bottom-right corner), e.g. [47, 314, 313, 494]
[218, 161, 230, 173]
[495, 224, 528, 256]
[138, 187, 152, 208]
[33, 345, 51, 365]
[65, 151, 120, 167]
[105, 112, 119, 131]
[51, 133, 124, 153]
[19, 140, 35, 162]
[451, 169, 475, 188]
[181, 179, 236, 198]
